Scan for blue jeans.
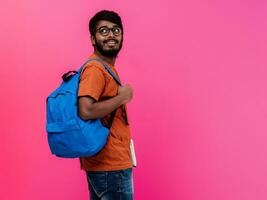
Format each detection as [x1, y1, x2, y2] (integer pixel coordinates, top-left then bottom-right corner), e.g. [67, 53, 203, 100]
[86, 168, 133, 200]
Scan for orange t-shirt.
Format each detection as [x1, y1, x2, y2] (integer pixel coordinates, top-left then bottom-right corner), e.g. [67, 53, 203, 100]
[78, 54, 133, 171]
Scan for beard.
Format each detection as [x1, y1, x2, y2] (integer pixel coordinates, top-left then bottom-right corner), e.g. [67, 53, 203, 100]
[94, 38, 123, 58]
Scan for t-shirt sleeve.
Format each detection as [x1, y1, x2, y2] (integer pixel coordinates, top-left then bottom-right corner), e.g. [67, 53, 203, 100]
[78, 65, 105, 101]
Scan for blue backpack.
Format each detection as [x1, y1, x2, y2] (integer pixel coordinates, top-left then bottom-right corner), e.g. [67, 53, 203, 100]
[46, 58, 121, 158]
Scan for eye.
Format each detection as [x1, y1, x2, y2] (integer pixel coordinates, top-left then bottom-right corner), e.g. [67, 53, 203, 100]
[114, 27, 121, 34]
[99, 27, 108, 34]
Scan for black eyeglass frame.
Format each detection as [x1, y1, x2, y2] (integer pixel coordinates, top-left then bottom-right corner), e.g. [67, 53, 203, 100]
[96, 26, 122, 36]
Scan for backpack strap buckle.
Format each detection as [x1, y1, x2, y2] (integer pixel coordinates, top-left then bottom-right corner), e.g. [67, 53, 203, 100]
[62, 71, 78, 82]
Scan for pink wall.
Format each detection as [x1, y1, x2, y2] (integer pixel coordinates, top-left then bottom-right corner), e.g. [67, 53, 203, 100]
[1, 0, 267, 199]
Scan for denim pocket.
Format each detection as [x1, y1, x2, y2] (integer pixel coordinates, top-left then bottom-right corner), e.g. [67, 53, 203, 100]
[119, 168, 133, 193]
[86, 171, 107, 198]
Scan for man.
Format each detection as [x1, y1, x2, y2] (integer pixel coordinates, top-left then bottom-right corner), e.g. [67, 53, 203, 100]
[78, 10, 134, 200]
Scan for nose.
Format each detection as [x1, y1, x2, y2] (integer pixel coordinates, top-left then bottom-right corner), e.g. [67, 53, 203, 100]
[107, 29, 116, 38]
[106, 29, 116, 37]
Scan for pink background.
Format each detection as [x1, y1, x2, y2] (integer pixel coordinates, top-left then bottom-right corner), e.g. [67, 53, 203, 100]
[1, 0, 267, 199]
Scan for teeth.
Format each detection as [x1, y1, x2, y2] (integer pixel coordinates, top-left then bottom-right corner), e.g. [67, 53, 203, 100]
[107, 40, 116, 44]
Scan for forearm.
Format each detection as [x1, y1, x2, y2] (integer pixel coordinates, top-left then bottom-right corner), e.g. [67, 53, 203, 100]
[79, 94, 124, 120]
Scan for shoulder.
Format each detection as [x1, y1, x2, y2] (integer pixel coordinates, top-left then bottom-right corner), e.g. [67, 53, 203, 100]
[84, 60, 106, 72]
[80, 60, 106, 78]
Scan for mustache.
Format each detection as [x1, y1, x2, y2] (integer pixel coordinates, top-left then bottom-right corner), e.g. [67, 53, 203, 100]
[103, 39, 119, 43]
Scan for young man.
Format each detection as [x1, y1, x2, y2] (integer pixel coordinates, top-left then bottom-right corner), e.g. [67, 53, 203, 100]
[78, 10, 134, 200]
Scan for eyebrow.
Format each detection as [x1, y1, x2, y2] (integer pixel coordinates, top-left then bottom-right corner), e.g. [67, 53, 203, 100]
[97, 25, 120, 29]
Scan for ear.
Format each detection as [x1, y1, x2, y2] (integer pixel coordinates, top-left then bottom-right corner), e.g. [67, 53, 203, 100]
[90, 35, 96, 46]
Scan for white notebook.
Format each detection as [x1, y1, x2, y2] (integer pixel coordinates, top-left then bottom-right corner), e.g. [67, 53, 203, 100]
[130, 139, 137, 167]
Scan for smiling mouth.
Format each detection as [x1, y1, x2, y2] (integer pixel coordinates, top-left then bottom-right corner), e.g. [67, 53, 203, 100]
[104, 39, 118, 45]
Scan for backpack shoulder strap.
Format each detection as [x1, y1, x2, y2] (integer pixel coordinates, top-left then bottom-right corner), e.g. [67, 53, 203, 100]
[78, 58, 121, 86]
[78, 58, 128, 125]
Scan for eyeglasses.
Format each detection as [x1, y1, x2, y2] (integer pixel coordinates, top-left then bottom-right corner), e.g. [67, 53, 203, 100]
[96, 26, 122, 36]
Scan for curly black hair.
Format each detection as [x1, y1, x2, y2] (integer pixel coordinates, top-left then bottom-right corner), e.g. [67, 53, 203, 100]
[89, 10, 123, 36]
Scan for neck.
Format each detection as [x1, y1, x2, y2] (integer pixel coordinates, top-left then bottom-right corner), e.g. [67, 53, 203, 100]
[94, 50, 116, 66]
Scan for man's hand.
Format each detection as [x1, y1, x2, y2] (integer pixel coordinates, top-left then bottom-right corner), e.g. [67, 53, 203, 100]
[118, 84, 133, 105]
[78, 84, 133, 120]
